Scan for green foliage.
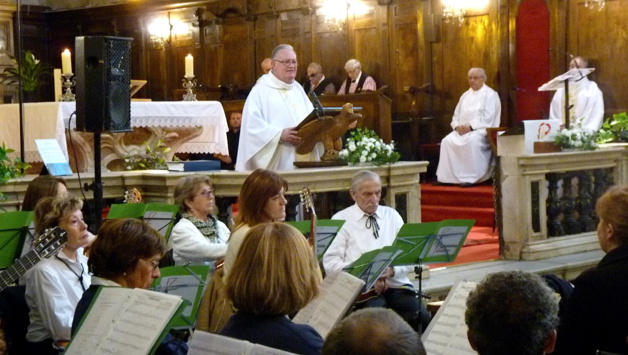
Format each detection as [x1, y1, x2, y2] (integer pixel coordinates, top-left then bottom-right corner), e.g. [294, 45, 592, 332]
[0, 50, 52, 92]
[123, 140, 171, 170]
[596, 112, 628, 144]
[339, 128, 401, 165]
[554, 128, 598, 151]
[0, 142, 31, 201]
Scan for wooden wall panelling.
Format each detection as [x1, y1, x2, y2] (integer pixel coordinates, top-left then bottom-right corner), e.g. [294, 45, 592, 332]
[568, 0, 627, 115]
[277, 10, 311, 80]
[349, 0, 388, 89]
[389, 0, 423, 116]
[310, 15, 349, 90]
[220, 17, 255, 88]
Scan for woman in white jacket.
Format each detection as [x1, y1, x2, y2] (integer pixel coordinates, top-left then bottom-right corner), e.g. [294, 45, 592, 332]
[169, 175, 230, 265]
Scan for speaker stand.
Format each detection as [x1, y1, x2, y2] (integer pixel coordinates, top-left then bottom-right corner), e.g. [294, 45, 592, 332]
[84, 132, 104, 232]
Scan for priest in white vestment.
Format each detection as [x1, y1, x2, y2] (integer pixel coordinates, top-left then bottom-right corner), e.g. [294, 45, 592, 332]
[235, 44, 314, 171]
[549, 57, 604, 132]
[436, 68, 501, 187]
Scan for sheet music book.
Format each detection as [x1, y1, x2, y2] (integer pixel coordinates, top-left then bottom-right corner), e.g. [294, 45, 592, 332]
[421, 280, 478, 355]
[65, 287, 185, 355]
[287, 220, 345, 261]
[188, 331, 296, 355]
[35, 139, 73, 176]
[538, 68, 595, 91]
[293, 271, 365, 338]
[342, 246, 404, 291]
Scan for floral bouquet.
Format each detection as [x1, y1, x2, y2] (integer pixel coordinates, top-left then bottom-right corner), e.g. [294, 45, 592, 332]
[554, 127, 598, 151]
[339, 128, 400, 165]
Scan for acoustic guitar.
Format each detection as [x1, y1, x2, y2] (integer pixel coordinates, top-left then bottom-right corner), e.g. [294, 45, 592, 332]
[300, 188, 317, 261]
[0, 226, 67, 291]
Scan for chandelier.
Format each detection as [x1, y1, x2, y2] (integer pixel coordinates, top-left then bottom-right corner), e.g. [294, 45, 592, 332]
[584, 0, 605, 11]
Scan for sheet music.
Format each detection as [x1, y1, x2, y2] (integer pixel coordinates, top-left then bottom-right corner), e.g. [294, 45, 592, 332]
[188, 331, 296, 355]
[422, 280, 478, 355]
[425, 227, 468, 259]
[66, 287, 182, 355]
[293, 272, 365, 338]
[156, 275, 202, 318]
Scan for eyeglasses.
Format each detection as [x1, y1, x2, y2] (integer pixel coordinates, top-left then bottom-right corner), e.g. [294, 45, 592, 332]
[143, 259, 160, 271]
[198, 189, 215, 198]
[309, 73, 319, 78]
[274, 59, 298, 66]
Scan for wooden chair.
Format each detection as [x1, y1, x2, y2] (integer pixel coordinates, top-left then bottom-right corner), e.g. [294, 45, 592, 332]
[486, 127, 509, 155]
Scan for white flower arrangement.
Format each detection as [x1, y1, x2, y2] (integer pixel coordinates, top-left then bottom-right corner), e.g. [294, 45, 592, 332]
[339, 128, 400, 165]
[554, 127, 598, 151]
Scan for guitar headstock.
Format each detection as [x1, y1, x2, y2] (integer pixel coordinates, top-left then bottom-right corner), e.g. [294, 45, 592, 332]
[300, 187, 316, 216]
[33, 226, 68, 258]
[124, 188, 143, 204]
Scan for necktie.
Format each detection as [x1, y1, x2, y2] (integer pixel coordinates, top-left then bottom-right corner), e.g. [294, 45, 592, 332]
[365, 214, 379, 239]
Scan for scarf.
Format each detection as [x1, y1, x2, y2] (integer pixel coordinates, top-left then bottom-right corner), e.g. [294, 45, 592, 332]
[182, 212, 220, 243]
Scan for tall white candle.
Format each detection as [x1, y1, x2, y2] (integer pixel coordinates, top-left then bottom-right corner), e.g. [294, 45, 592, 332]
[61, 49, 72, 74]
[185, 54, 194, 77]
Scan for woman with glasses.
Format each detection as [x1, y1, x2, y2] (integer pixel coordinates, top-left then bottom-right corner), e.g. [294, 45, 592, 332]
[170, 174, 229, 265]
[25, 196, 92, 354]
[71, 218, 187, 354]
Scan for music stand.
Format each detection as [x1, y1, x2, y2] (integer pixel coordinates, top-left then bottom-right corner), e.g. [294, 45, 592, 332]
[538, 68, 595, 128]
[106, 203, 179, 242]
[287, 219, 345, 261]
[151, 264, 210, 329]
[0, 212, 33, 269]
[342, 246, 404, 292]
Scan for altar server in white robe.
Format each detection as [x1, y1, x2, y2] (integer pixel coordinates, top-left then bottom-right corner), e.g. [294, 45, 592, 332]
[549, 56, 604, 132]
[236, 44, 316, 171]
[436, 68, 501, 187]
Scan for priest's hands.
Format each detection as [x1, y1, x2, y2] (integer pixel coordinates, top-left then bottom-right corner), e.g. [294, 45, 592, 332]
[281, 127, 302, 146]
[455, 125, 472, 135]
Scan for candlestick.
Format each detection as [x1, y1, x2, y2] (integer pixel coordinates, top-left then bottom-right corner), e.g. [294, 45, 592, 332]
[182, 75, 197, 101]
[62, 49, 72, 75]
[185, 54, 194, 77]
[60, 73, 76, 102]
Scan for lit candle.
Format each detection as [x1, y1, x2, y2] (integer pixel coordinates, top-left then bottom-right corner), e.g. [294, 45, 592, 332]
[185, 54, 194, 77]
[61, 49, 72, 75]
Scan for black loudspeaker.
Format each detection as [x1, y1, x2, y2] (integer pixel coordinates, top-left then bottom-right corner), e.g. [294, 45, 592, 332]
[75, 36, 133, 133]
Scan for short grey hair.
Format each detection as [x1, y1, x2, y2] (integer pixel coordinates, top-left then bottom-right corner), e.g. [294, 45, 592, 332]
[350, 170, 381, 192]
[174, 174, 212, 213]
[344, 59, 361, 71]
[571, 56, 588, 68]
[468, 67, 487, 80]
[465, 270, 559, 355]
[323, 308, 426, 355]
[271, 44, 295, 59]
[308, 62, 322, 72]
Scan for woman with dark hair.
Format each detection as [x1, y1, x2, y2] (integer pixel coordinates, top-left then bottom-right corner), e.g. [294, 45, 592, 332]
[170, 174, 230, 265]
[223, 169, 288, 278]
[21, 176, 67, 212]
[25, 196, 91, 354]
[71, 218, 186, 354]
[554, 185, 628, 354]
[221, 222, 323, 354]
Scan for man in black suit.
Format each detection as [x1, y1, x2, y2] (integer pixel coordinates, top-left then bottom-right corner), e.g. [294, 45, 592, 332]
[303, 62, 335, 96]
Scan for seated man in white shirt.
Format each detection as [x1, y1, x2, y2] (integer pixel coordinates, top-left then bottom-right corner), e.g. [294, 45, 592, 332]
[323, 170, 431, 332]
[337, 59, 377, 95]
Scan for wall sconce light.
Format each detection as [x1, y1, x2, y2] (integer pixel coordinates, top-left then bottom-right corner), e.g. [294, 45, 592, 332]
[319, 0, 349, 32]
[584, 0, 605, 11]
[442, 0, 467, 26]
[148, 17, 171, 49]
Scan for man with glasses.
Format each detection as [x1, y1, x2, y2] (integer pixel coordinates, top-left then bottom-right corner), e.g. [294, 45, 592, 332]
[236, 44, 320, 171]
[338, 59, 377, 95]
[435, 67, 501, 187]
[303, 62, 335, 96]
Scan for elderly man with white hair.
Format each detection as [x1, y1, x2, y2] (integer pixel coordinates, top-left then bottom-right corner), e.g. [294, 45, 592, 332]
[338, 59, 376, 95]
[435, 67, 501, 187]
[549, 56, 604, 132]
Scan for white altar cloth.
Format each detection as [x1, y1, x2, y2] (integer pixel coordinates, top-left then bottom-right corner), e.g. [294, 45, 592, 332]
[0, 101, 229, 162]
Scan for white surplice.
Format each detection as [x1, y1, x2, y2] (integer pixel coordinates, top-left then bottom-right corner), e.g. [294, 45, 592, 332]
[235, 71, 314, 171]
[549, 76, 604, 132]
[436, 84, 501, 184]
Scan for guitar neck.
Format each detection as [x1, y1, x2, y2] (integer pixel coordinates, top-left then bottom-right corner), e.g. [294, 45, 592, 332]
[309, 213, 317, 261]
[0, 248, 43, 291]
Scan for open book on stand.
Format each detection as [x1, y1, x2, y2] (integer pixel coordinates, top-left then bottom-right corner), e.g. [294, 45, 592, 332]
[65, 287, 185, 355]
[188, 331, 296, 355]
[292, 271, 365, 338]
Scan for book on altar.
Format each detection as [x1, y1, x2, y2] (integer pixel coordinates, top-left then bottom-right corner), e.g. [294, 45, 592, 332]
[421, 280, 478, 355]
[292, 271, 365, 338]
[166, 160, 221, 172]
[188, 331, 296, 355]
[65, 287, 185, 355]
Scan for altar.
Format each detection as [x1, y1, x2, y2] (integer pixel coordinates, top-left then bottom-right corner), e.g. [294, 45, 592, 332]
[0, 101, 229, 172]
